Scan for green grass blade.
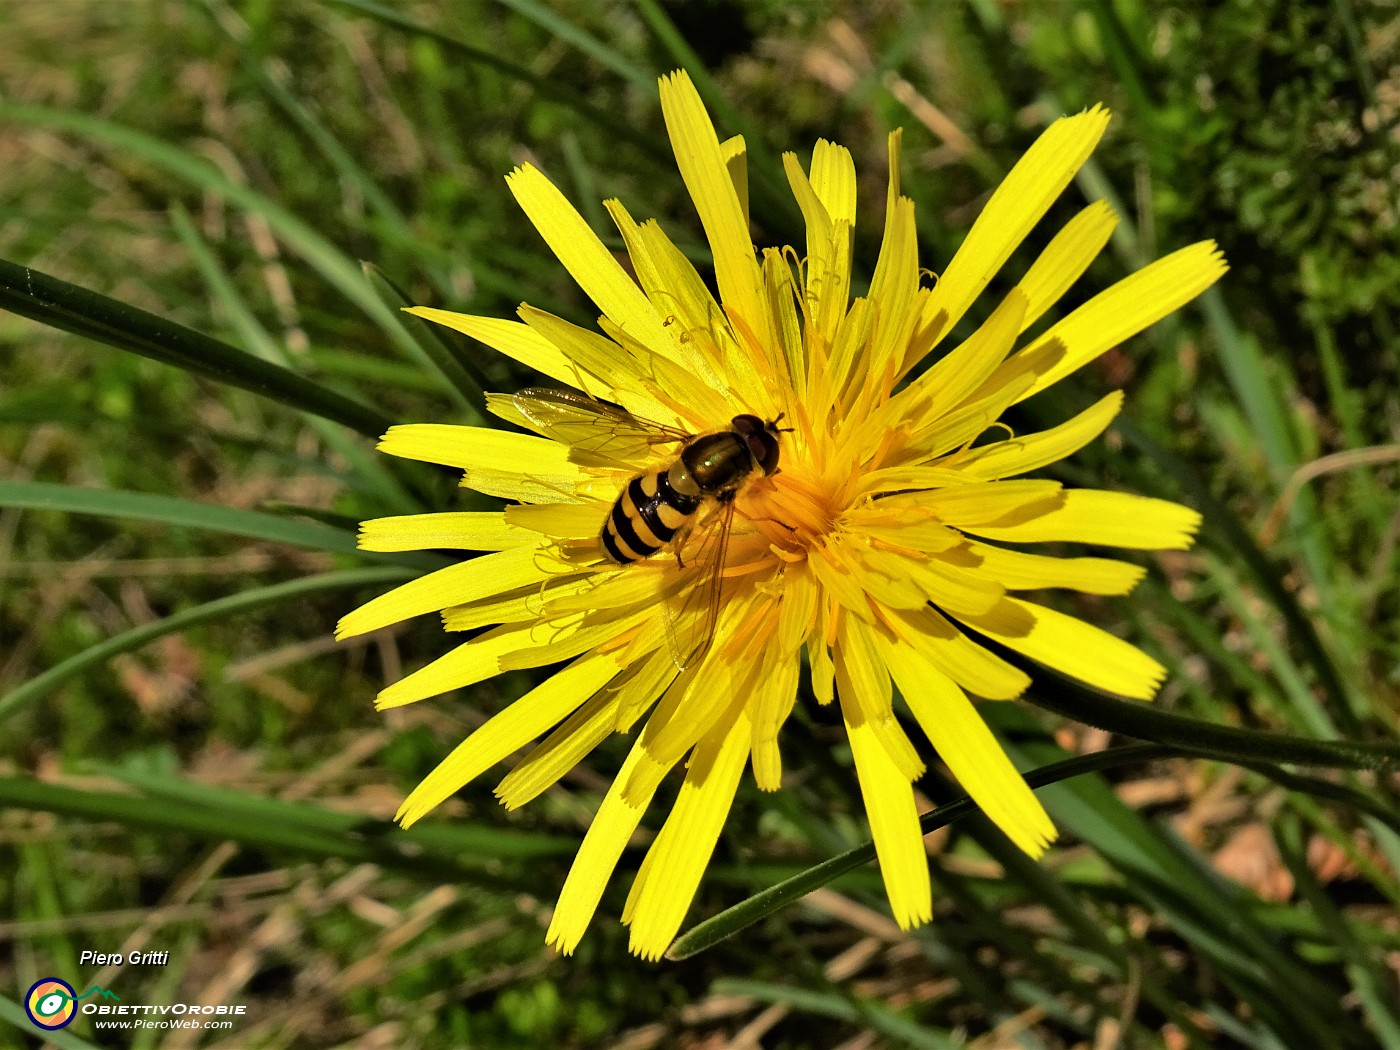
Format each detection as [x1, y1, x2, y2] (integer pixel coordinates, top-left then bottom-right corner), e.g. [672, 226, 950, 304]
[493, 0, 652, 87]
[712, 979, 960, 1050]
[0, 993, 101, 1049]
[1114, 414, 1362, 732]
[321, 0, 668, 163]
[630, 0, 802, 236]
[0, 775, 571, 883]
[1014, 657, 1396, 771]
[0, 103, 476, 413]
[668, 744, 1174, 959]
[0, 480, 357, 553]
[1237, 763, 1400, 832]
[1012, 734, 1356, 1046]
[0, 257, 390, 439]
[104, 768, 576, 861]
[168, 205, 420, 513]
[0, 568, 413, 722]
[1276, 815, 1400, 1045]
[362, 261, 489, 407]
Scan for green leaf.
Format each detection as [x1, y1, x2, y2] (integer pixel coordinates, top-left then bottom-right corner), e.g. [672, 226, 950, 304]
[0, 257, 390, 439]
[0, 568, 415, 722]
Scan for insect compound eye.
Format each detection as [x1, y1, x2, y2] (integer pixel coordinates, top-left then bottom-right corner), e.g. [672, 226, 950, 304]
[754, 432, 781, 475]
[730, 414, 781, 476]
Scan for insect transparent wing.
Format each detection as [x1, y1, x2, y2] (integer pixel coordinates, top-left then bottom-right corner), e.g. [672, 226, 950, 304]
[662, 499, 735, 671]
[513, 388, 691, 464]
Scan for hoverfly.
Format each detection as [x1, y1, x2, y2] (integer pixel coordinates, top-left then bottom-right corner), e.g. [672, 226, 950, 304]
[508, 387, 789, 670]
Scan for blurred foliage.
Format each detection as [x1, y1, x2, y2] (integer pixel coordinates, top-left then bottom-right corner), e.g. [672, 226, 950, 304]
[1, 0, 1398, 1048]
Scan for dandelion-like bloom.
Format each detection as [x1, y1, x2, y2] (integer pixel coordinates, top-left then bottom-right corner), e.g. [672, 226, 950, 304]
[339, 71, 1226, 960]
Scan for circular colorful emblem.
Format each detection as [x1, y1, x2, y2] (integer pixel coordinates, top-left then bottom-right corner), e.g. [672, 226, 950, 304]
[25, 977, 77, 1030]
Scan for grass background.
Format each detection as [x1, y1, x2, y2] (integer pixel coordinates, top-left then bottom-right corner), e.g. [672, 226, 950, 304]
[1, 0, 1397, 1047]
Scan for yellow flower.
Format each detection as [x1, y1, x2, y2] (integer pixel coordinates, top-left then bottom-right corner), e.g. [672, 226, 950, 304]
[339, 71, 1226, 961]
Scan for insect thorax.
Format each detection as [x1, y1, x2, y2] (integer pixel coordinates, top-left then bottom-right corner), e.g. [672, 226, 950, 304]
[679, 432, 754, 495]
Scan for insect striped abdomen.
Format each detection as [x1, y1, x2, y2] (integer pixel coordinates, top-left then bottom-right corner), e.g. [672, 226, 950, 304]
[601, 470, 702, 564]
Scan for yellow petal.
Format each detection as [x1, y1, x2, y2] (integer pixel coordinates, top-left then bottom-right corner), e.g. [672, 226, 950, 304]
[1014, 240, 1229, 400]
[378, 423, 585, 504]
[719, 133, 749, 228]
[624, 708, 751, 961]
[395, 652, 621, 827]
[952, 392, 1123, 480]
[440, 569, 642, 633]
[336, 546, 549, 639]
[608, 646, 679, 732]
[376, 611, 636, 710]
[1016, 199, 1118, 329]
[762, 248, 806, 400]
[808, 140, 857, 346]
[599, 212, 759, 420]
[866, 195, 919, 376]
[860, 544, 1007, 617]
[901, 289, 1027, 430]
[807, 595, 837, 704]
[438, 589, 543, 633]
[626, 584, 773, 781]
[963, 489, 1201, 549]
[846, 507, 964, 555]
[887, 605, 1031, 701]
[357, 512, 535, 553]
[904, 370, 1037, 461]
[404, 308, 587, 392]
[957, 597, 1166, 700]
[658, 71, 765, 336]
[497, 606, 655, 672]
[783, 152, 837, 331]
[906, 105, 1111, 371]
[751, 656, 800, 791]
[822, 298, 874, 418]
[495, 689, 618, 810]
[375, 621, 535, 710]
[506, 163, 672, 353]
[876, 633, 1056, 857]
[909, 555, 1008, 617]
[602, 200, 708, 371]
[961, 540, 1146, 596]
[505, 501, 610, 538]
[924, 480, 1065, 528]
[547, 739, 667, 956]
[808, 543, 879, 620]
[810, 138, 857, 226]
[839, 688, 932, 929]
[834, 616, 924, 781]
[513, 309, 683, 429]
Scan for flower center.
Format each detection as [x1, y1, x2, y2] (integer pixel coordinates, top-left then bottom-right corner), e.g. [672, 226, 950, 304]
[738, 469, 838, 557]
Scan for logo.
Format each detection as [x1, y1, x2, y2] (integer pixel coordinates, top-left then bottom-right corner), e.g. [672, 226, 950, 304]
[24, 978, 121, 1029]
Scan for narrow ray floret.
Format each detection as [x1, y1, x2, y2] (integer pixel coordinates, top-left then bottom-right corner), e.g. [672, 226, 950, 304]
[339, 70, 1226, 961]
